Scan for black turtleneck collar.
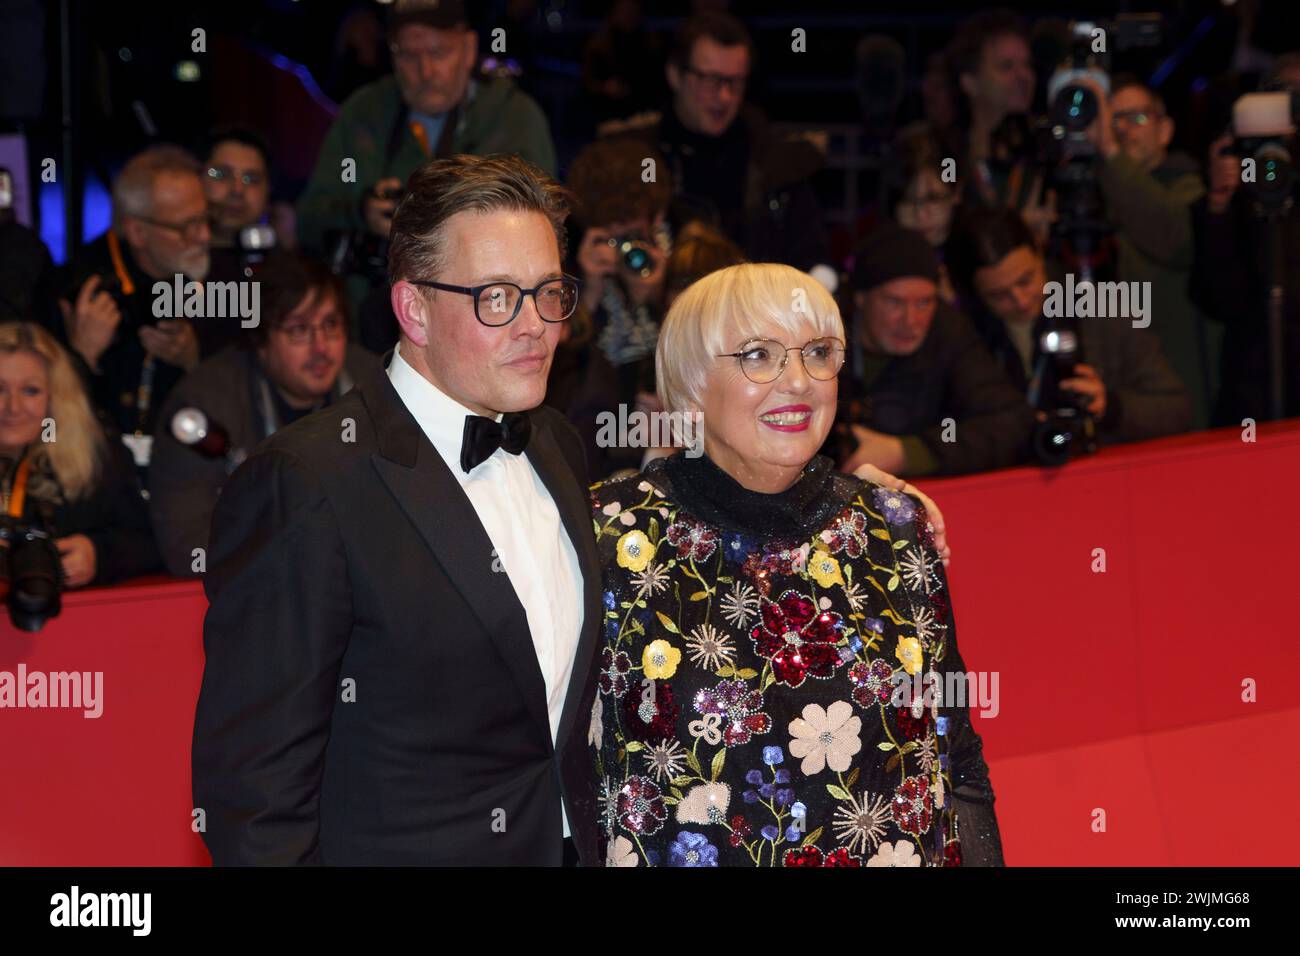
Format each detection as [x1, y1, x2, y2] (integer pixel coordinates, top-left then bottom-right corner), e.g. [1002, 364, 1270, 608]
[646, 451, 854, 541]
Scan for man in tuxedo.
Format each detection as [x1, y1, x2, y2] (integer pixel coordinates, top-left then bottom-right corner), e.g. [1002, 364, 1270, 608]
[192, 154, 602, 865]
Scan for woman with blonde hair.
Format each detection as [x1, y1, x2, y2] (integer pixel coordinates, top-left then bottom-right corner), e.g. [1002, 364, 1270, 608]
[0, 322, 159, 589]
[589, 263, 1001, 867]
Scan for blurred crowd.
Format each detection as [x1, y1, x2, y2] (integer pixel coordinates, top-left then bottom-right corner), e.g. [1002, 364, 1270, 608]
[0, 1, 1297, 591]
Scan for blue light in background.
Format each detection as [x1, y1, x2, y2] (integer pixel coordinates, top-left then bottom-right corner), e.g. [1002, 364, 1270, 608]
[39, 173, 112, 265]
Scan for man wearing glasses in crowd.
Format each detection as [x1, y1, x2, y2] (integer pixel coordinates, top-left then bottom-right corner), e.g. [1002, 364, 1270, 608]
[53, 144, 213, 451]
[1077, 74, 1217, 430]
[148, 251, 377, 577]
[604, 11, 836, 290]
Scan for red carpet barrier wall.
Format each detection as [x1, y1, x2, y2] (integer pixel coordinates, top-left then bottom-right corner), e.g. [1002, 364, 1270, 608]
[2, 420, 1297, 865]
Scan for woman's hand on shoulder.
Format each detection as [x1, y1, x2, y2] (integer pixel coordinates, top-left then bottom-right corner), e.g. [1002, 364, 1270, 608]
[851, 463, 950, 568]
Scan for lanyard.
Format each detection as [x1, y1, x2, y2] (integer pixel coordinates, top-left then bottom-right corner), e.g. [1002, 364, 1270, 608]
[3, 455, 32, 518]
[107, 231, 157, 432]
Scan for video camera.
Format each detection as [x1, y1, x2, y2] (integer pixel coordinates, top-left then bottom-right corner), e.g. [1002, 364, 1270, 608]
[1030, 15, 1163, 281]
[1227, 90, 1299, 216]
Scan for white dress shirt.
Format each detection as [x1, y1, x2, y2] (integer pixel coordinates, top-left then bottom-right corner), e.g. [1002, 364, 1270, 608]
[387, 345, 584, 837]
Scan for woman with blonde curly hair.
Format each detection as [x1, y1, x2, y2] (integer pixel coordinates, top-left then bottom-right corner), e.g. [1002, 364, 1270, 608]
[0, 322, 160, 589]
[589, 263, 1002, 867]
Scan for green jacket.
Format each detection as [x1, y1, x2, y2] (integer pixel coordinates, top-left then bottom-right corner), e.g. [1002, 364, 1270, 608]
[296, 72, 557, 252]
[1097, 150, 1221, 430]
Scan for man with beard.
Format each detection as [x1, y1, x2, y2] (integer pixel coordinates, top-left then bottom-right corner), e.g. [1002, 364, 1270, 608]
[297, 0, 556, 352]
[52, 144, 213, 456]
[148, 251, 377, 577]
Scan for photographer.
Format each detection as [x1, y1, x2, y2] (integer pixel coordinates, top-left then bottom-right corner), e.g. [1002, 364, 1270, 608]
[50, 144, 212, 445]
[602, 11, 835, 286]
[1075, 76, 1219, 430]
[295, 0, 556, 350]
[148, 252, 377, 577]
[949, 207, 1191, 448]
[199, 125, 278, 355]
[945, 9, 1054, 241]
[0, 322, 159, 590]
[546, 137, 673, 478]
[836, 224, 1034, 477]
[1192, 68, 1300, 423]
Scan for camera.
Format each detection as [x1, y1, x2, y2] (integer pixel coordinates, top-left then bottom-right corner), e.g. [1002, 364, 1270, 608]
[326, 182, 407, 283]
[607, 236, 655, 277]
[1030, 15, 1164, 279]
[1029, 315, 1098, 466]
[235, 223, 277, 278]
[605, 221, 671, 279]
[1228, 90, 1299, 215]
[0, 515, 63, 632]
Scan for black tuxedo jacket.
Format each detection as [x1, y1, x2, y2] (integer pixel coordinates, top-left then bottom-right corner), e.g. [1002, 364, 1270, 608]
[192, 356, 603, 865]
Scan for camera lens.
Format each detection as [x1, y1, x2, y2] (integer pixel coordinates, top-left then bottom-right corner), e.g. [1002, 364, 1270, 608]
[1053, 85, 1098, 133]
[622, 243, 650, 274]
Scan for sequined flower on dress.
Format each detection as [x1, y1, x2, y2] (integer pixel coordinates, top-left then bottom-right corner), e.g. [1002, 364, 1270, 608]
[867, 840, 921, 867]
[891, 775, 934, 836]
[621, 679, 679, 742]
[782, 845, 861, 867]
[873, 487, 918, 527]
[720, 581, 760, 628]
[848, 659, 894, 709]
[669, 831, 719, 867]
[787, 700, 863, 775]
[665, 518, 718, 561]
[676, 781, 731, 825]
[618, 775, 668, 835]
[599, 647, 631, 696]
[821, 508, 869, 559]
[750, 589, 845, 688]
[693, 678, 772, 746]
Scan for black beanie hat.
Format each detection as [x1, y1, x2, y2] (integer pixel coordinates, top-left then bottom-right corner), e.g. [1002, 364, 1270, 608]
[850, 224, 940, 292]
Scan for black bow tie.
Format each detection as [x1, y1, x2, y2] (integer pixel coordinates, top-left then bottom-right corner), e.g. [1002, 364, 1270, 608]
[460, 412, 532, 473]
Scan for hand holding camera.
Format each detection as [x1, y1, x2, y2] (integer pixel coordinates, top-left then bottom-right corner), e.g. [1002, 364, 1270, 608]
[139, 319, 200, 371]
[363, 177, 405, 239]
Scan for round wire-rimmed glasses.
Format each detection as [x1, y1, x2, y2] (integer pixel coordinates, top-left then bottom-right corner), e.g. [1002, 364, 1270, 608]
[716, 336, 846, 384]
[409, 276, 582, 327]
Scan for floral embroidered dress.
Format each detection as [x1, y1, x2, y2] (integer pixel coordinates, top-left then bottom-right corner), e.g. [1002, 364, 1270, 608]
[588, 452, 1003, 867]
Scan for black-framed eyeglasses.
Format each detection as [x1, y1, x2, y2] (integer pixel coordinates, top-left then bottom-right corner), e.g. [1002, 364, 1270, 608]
[135, 214, 209, 241]
[717, 336, 846, 384]
[207, 165, 265, 188]
[409, 275, 582, 327]
[684, 66, 748, 95]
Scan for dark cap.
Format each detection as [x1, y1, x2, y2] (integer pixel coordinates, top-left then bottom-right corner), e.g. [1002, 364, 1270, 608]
[388, 0, 468, 37]
[850, 223, 939, 292]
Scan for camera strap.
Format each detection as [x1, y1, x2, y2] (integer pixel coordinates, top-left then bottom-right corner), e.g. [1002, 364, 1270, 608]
[3, 456, 32, 519]
[106, 231, 136, 296]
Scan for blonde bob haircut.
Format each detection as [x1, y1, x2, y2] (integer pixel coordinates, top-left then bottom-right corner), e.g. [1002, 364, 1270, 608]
[0, 322, 106, 501]
[655, 262, 845, 415]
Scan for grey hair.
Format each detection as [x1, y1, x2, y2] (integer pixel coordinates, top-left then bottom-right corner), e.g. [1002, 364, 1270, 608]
[111, 144, 202, 228]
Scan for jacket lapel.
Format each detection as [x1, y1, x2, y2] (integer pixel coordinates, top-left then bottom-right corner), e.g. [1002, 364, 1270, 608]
[362, 360, 553, 740]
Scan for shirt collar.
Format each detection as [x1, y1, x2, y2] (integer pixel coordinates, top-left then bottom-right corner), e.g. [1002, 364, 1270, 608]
[386, 343, 501, 473]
